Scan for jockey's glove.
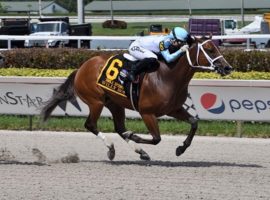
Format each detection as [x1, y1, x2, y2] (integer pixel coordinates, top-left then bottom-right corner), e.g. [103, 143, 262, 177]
[180, 45, 189, 52]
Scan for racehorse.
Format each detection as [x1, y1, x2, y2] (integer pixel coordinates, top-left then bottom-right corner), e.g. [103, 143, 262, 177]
[41, 36, 232, 161]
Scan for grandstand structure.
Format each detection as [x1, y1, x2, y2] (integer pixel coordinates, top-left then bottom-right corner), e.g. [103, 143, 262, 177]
[85, 0, 270, 13]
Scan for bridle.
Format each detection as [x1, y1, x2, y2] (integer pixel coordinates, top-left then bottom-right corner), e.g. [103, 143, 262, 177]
[185, 40, 224, 71]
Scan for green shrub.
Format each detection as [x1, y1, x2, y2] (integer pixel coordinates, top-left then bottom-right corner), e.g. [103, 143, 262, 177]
[194, 71, 270, 80]
[1, 48, 270, 72]
[221, 49, 270, 72]
[0, 68, 269, 80]
[102, 20, 127, 29]
[0, 48, 118, 69]
[0, 68, 73, 77]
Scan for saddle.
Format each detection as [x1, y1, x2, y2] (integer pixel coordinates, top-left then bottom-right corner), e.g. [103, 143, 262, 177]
[97, 54, 144, 110]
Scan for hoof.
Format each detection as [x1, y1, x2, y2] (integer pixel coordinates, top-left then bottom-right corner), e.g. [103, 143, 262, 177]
[122, 131, 133, 140]
[136, 149, 151, 161]
[140, 153, 151, 161]
[176, 145, 186, 156]
[107, 144, 115, 161]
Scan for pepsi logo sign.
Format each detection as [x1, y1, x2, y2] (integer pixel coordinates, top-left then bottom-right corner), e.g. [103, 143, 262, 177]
[200, 92, 270, 115]
[200, 93, 225, 114]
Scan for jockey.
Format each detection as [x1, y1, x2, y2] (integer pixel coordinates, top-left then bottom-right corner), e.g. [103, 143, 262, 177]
[127, 27, 190, 82]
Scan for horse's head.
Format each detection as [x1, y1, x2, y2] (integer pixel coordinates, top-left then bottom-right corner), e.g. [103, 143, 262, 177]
[186, 35, 232, 76]
[0, 52, 5, 66]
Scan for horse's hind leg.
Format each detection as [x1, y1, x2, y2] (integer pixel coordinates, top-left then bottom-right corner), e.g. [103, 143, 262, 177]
[105, 100, 150, 160]
[123, 113, 161, 145]
[85, 103, 115, 160]
[167, 107, 198, 156]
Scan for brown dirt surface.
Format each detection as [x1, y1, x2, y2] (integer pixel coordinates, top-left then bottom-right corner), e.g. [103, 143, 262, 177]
[0, 130, 269, 200]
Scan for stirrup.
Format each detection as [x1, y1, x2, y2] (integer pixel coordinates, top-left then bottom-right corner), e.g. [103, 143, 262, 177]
[127, 73, 136, 82]
[130, 75, 139, 83]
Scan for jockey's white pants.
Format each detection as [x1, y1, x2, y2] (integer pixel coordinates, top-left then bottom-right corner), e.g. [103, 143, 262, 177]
[128, 41, 158, 60]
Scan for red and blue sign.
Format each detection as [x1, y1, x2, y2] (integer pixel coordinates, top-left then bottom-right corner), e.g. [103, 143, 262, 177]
[200, 93, 225, 114]
[196, 90, 270, 121]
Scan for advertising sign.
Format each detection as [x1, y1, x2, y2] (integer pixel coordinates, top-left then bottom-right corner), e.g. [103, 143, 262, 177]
[189, 86, 270, 121]
[0, 77, 269, 122]
[0, 79, 134, 117]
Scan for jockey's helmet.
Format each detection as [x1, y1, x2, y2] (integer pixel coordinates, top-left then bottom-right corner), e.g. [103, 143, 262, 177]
[169, 27, 188, 42]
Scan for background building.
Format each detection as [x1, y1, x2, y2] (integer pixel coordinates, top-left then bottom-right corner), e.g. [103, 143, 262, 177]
[0, 1, 68, 14]
[85, 0, 270, 13]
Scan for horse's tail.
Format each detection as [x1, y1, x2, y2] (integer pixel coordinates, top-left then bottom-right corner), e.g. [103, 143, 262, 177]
[41, 70, 77, 122]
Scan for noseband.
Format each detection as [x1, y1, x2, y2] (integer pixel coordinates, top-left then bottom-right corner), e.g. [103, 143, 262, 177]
[185, 40, 223, 71]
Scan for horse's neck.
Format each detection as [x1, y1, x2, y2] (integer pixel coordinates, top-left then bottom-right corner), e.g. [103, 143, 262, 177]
[165, 49, 197, 88]
[145, 46, 197, 97]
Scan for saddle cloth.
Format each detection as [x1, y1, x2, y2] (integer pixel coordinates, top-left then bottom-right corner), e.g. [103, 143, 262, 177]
[97, 54, 142, 109]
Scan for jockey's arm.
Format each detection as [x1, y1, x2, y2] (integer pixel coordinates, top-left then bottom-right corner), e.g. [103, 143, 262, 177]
[161, 48, 185, 63]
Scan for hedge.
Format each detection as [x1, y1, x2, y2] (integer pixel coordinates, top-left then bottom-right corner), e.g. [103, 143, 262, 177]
[0, 48, 113, 69]
[0, 48, 270, 72]
[222, 49, 270, 72]
[0, 68, 269, 80]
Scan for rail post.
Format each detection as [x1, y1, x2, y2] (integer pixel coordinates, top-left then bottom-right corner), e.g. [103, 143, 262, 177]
[246, 39, 250, 49]
[7, 39, 11, 49]
[236, 121, 243, 138]
[77, 39, 81, 48]
[29, 115, 33, 131]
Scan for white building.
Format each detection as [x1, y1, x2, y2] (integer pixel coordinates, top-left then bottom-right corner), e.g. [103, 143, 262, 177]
[85, 0, 270, 12]
[0, 1, 68, 14]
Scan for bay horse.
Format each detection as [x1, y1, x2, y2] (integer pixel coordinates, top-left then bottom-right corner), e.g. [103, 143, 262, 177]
[41, 36, 232, 161]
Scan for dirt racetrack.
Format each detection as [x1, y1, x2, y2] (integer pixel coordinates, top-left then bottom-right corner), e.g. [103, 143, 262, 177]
[0, 130, 269, 200]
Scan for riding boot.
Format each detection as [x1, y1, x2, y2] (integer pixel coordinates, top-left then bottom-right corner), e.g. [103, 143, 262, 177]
[127, 58, 160, 82]
[127, 63, 138, 82]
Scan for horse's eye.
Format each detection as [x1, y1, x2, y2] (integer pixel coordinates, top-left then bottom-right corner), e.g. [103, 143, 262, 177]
[208, 48, 214, 53]
[205, 45, 214, 53]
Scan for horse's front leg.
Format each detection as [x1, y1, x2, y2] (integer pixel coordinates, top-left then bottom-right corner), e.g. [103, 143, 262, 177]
[167, 107, 198, 156]
[105, 101, 151, 160]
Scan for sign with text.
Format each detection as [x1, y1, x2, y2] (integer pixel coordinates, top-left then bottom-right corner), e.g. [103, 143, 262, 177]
[189, 87, 270, 121]
[0, 77, 269, 121]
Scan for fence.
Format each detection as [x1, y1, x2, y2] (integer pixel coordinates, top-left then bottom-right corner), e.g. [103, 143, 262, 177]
[1, 34, 270, 49]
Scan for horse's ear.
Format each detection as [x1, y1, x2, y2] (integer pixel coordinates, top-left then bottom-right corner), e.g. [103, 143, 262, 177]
[202, 33, 212, 40]
[187, 34, 196, 46]
[194, 36, 203, 43]
[205, 32, 212, 39]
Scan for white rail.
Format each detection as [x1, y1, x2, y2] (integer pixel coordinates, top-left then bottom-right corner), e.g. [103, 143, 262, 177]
[0, 34, 270, 49]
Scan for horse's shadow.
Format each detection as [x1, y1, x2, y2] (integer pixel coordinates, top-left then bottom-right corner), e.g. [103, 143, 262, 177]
[82, 160, 263, 168]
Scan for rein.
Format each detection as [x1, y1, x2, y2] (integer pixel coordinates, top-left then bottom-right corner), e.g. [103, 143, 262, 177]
[185, 40, 223, 71]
